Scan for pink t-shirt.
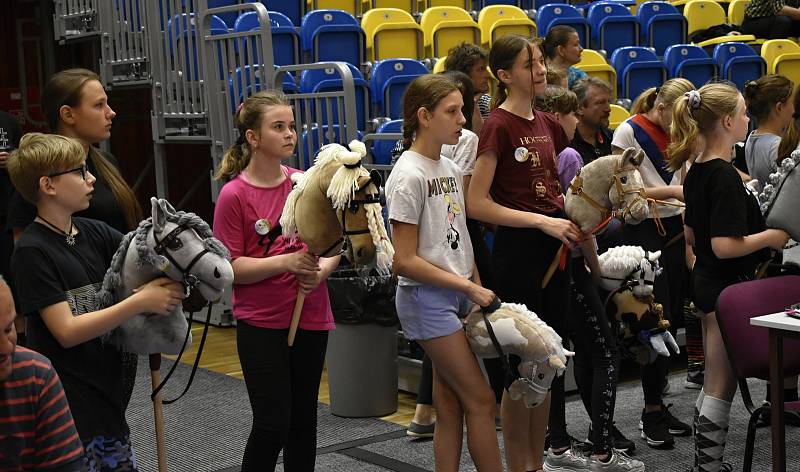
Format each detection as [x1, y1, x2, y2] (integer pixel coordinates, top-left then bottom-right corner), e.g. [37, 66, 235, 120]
[212, 167, 334, 330]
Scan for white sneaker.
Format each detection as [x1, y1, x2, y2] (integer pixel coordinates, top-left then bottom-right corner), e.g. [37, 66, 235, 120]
[544, 448, 591, 471]
[589, 451, 645, 471]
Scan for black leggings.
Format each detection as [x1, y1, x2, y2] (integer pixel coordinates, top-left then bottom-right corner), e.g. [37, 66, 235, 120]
[622, 216, 684, 406]
[568, 262, 620, 455]
[237, 321, 328, 472]
[742, 15, 800, 39]
[492, 225, 572, 449]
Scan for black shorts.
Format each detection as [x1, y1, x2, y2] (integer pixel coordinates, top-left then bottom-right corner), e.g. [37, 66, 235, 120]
[691, 270, 750, 314]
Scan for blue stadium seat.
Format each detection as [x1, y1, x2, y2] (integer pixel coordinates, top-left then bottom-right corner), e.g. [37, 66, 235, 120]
[537, 4, 590, 47]
[370, 58, 428, 119]
[300, 63, 370, 132]
[637, 2, 687, 56]
[167, 13, 228, 80]
[234, 11, 300, 67]
[610, 46, 666, 99]
[587, 2, 639, 57]
[663, 44, 717, 88]
[208, 0, 239, 28]
[713, 42, 766, 90]
[371, 119, 403, 165]
[301, 125, 364, 168]
[229, 65, 298, 112]
[260, 0, 303, 26]
[301, 9, 365, 66]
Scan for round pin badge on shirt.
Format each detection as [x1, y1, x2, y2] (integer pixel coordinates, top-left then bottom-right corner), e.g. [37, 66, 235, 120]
[255, 219, 271, 236]
[514, 146, 529, 162]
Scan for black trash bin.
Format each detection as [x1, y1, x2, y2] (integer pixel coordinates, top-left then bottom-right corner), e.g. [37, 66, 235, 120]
[325, 268, 398, 418]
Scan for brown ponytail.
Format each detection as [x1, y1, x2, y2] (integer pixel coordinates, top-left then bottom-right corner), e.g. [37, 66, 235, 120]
[214, 91, 290, 181]
[401, 74, 460, 151]
[488, 34, 534, 110]
[42, 68, 142, 230]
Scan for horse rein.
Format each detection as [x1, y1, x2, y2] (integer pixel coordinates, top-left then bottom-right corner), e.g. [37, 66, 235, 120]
[318, 167, 385, 258]
[153, 224, 212, 296]
[569, 162, 646, 223]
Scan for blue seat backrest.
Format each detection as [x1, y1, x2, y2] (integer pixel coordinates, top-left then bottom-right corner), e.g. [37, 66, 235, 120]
[610, 46, 658, 71]
[637, 1, 681, 24]
[229, 65, 298, 111]
[372, 119, 403, 165]
[588, 1, 632, 24]
[664, 44, 709, 74]
[260, 0, 302, 26]
[235, 11, 298, 66]
[169, 13, 228, 39]
[301, 126, 365, 168]
[537, 4, 588, 44]
[713, 41, 758, 65]
[371, 59, 428, 96]
[208, 0, 239, 28]
[300, 9, 363, 64]
[300, 63, 365, 92]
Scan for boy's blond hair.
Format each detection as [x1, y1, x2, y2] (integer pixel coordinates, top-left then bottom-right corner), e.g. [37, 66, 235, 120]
[7, 133, 85, 204]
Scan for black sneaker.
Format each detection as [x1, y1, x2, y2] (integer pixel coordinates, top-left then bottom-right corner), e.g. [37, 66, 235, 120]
[586, 423, 636, 454]
[662, 403, 692, 436]
[640, 409, 675, 448]
[755, 401, 800, 428]
[406, 421, 434, 438]
[685, 370, 704, 390]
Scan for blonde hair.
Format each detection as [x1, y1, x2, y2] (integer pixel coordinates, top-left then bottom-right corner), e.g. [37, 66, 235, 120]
[545, 67, 566, 88]
[667, 83, 741, 171]
[43, 68, 142, 229]
[214, 91, 291, 181]
[7, 133, 86, 204]
[401, 74, 460, 150]
[630, 78, 695, 115]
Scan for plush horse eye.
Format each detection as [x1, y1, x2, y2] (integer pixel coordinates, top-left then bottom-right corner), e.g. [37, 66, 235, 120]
[167, 237, 183, 250]
[538, 373, 545, 380]
[620, 176, 628, 184]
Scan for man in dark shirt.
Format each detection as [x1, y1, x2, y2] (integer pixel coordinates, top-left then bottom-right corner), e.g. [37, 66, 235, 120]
[0, 276, 85, 472]
[572, 77, 614, 165]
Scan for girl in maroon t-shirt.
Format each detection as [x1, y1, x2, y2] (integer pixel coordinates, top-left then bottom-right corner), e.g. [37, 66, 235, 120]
[467, 34, 586, 472]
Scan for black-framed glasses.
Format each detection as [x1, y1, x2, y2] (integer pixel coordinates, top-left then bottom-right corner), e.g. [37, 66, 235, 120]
[48, 164, 88, 181]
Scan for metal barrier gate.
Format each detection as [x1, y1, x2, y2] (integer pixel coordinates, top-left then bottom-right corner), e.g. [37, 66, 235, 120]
[53, 0, 100, 43]
[98, 0, 150, 87]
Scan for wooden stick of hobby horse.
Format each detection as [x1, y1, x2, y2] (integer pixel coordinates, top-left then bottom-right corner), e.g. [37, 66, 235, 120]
[541, 244, 564, 289]
[288, 291, 306, 346]
[148, 354, 167, 472]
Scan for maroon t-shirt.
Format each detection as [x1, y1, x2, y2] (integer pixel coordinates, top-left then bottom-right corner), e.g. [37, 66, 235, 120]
[477, 107, 569, 215]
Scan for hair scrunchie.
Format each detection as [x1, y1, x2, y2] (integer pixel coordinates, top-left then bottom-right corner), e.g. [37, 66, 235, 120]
[236, 133, 246, 146]
[684, 90, 702, 112]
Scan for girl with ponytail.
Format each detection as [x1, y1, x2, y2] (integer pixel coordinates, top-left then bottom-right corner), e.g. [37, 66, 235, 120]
[212, 91, 340, 471]
[386, 74, 503, 471]
[468, 33, 591, 472]
[612, 78, 697, 447]
[8, 68, 142, 236]
[674, 83, 789, 472]
[742, 74, 795, 185]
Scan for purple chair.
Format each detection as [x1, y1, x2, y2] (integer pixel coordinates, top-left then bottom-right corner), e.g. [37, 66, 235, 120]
[716, 274, 800, 471]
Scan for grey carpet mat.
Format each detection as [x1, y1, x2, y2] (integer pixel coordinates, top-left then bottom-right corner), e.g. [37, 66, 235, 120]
[126, 357, 403, 472]
[126, 356, 798, 471]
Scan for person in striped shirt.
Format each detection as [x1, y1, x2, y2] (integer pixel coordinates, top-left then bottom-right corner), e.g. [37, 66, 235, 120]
[0, 275, 84, 472]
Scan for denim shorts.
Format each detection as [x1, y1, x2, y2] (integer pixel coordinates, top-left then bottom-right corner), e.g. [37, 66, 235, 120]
[395, 284, 473, 341]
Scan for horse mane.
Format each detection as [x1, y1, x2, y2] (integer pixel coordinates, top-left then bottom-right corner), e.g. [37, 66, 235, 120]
[95, 210, 231, 309]
[598, 245, 646, 274]
[759, 149, 800, 212]
[497, 302, 567, 367]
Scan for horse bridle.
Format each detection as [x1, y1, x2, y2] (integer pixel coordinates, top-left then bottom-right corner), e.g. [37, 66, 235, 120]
[153, 224, 212, 296]
[317, 167, 385, 258]
[569, 162, 646, 222]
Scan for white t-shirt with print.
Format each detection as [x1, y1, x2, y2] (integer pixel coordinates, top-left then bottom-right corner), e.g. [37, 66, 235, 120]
[612, 120, 684, 218]
[441, 129, 479, 176]
[386, 150, 475, 286]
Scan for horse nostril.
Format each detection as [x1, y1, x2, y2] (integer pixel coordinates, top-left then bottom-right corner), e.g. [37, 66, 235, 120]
[214, 268, 221, 278]
[356, 248, 364, 258]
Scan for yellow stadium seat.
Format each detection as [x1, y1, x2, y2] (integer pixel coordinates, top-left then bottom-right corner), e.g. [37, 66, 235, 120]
[363, 0, 416, 12]
[420, 6, 481, 58]
[609, 104, 630, 130]
[575, 49, 618, 100]
[477, 5, 537, 49]
[683, 0, 756, 47]
[727, 0, 749, 25]
[761, 39, 800, 83]
[362, 8, 424, 60]
[308, 0, 361, 15]
[433, 56, 447, 73]
[424, 0, 471, 8]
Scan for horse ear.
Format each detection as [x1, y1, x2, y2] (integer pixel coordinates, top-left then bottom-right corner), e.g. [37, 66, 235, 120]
[647, 250, 662, 262]
[369, 169, 383, 188]
[152, 198, 169, 233]
[626, 148, 645, 167]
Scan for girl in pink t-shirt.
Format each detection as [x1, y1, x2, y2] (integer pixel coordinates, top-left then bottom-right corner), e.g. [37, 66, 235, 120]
[212, 91, 339, 471]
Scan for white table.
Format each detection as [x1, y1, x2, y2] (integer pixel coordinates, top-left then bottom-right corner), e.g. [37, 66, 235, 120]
[750, 312, 800, 472]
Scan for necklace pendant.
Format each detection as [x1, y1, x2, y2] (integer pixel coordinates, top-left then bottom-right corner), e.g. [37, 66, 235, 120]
[65, 234, 76, 246]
